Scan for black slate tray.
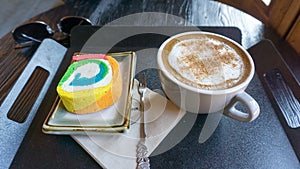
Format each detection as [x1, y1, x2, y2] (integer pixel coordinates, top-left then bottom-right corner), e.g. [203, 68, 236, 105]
[10, 26, 299, 169]
[9, 26, 239, 169]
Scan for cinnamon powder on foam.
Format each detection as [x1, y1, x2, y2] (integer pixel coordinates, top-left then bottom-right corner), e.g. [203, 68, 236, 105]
[168, 37, 245, 90]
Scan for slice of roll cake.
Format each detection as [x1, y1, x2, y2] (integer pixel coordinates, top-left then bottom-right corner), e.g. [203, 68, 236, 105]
[57, 54, 122, 114]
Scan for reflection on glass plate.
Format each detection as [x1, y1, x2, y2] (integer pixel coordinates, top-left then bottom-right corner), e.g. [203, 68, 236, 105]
[42, 51, 136, 134]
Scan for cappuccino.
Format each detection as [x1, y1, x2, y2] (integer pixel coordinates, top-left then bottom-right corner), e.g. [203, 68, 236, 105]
[161, 34, 251, 90]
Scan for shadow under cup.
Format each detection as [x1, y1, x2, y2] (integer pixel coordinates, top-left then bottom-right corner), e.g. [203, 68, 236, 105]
[157, 31, 260, 122]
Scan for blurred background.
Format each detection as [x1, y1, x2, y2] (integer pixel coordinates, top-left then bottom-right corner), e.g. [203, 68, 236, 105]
[0, 0, 264, 49]
[0, 0, 298, 54]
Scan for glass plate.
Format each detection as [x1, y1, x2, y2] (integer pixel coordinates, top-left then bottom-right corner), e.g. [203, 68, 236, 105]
[42, 51, 136, 134]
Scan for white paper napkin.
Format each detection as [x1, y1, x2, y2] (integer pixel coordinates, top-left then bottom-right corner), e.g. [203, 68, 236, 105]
[72, 80, 186, 169]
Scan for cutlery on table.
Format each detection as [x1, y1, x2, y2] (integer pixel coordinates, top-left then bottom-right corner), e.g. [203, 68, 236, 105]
[137, 73, 150, 169]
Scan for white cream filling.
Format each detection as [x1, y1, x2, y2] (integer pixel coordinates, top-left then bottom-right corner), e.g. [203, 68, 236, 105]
[62, 60, 113, 92]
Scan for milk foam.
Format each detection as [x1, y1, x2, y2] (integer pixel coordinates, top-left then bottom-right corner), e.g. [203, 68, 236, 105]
[168, 37, 244, 89]
[62, 59, 112, 92]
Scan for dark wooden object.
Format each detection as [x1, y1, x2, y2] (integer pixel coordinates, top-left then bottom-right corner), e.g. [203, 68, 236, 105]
[264, 68, 300, 129]
[7, 67, 49, 123]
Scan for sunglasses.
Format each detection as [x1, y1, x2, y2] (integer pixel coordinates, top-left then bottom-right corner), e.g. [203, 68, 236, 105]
[12, 16, 93, 48]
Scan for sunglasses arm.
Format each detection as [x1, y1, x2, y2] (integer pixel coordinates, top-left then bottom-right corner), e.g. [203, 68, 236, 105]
[21, 33, 42, 43]
[13, 34, 41, 49]
[14, 41, 36, 49]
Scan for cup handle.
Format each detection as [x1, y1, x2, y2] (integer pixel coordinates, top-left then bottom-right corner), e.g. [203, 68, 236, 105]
[223, 92, 260, 122]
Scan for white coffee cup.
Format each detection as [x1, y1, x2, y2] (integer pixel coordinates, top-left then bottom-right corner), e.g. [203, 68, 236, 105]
[157, 31, 259, 122]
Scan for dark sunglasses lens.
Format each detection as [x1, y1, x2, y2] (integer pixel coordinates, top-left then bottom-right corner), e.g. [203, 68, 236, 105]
[59, 17, 92, 34]
[12, 22, 54, 43]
